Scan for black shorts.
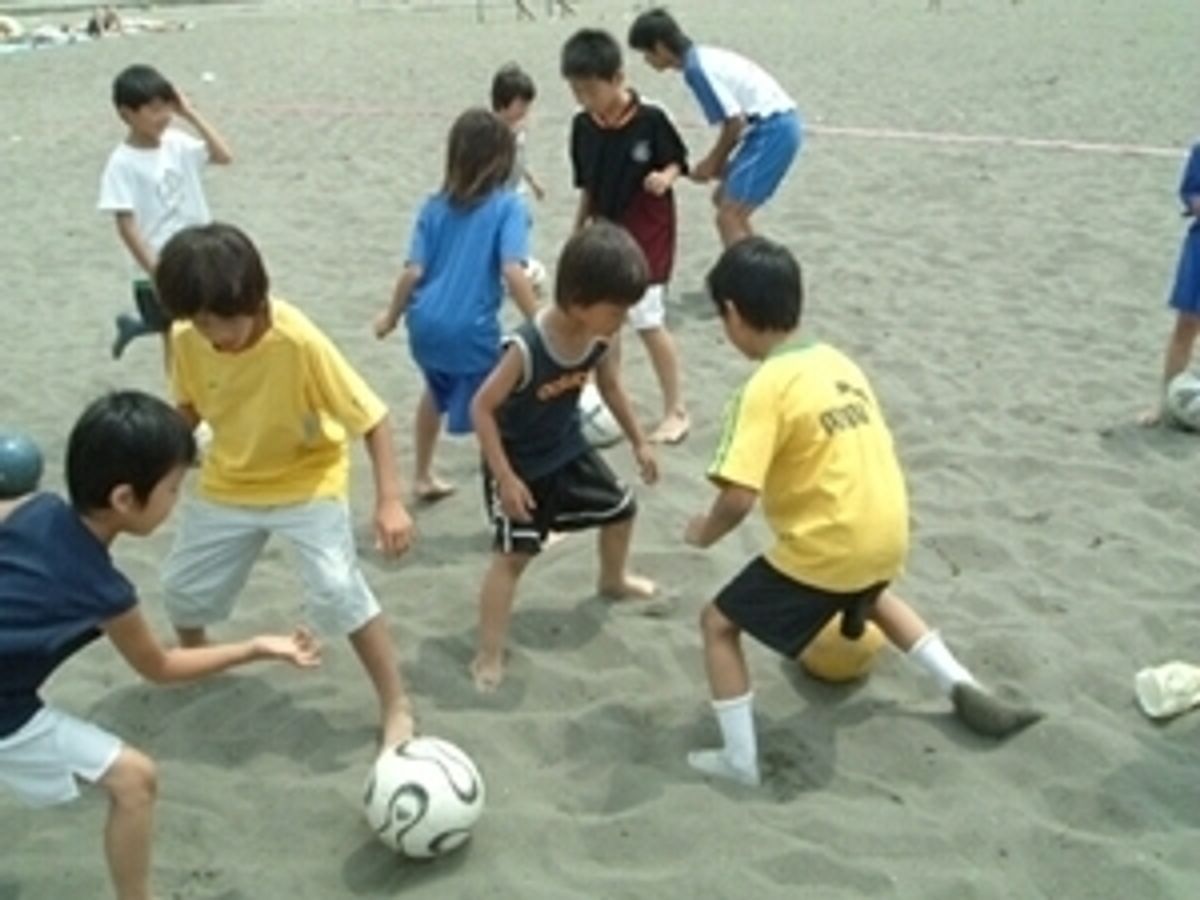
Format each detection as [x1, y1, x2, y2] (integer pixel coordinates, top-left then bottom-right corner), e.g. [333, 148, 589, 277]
[132, 280, 170, 333]
[484, 449, 636, 555]
[715, 556, 888, 658]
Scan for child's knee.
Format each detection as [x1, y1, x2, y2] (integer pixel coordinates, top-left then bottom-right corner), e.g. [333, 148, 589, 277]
[104, 748, 158, 807]
[1174, 313, 1200, 340]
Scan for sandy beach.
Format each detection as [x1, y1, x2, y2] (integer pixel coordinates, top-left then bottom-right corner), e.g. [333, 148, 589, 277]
[2, 0, 1200, 897]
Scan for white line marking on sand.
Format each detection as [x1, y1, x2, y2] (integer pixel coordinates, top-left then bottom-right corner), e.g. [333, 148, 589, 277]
[808, 124, 1181, 159]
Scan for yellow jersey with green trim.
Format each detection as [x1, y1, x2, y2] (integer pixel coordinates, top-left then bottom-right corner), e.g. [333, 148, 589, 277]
[170, 298, 387, 505]
[709, 338, 908, 591]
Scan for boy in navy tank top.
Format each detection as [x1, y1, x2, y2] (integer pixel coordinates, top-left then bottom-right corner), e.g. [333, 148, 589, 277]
[470, 222, 659, 691]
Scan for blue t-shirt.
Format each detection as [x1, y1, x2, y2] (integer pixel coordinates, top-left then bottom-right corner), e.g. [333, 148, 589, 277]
[405, 189, 530, 375]
[0, 494, 135, 737]
[1180, 143, 1200, 234]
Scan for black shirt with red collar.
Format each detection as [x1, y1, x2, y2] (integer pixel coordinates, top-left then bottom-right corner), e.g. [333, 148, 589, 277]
[569, 91, 688, 284]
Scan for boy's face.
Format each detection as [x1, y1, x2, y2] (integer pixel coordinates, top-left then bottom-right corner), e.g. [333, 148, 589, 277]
[640, 44, 676, 71]
[568, 301, 628, 339]
[123, 465, 187, 536]
[192, 309, 267, 354]
[567, 75, 625, 118]
[119, 98, 173, 144]
[497, 98, 532, 129]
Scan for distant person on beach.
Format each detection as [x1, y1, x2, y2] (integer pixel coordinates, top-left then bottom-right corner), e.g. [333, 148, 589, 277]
[0, 391, 319, 900]
[154, 222, 416, 752]
[98, 64, 232, 361]
[375, 109, 539, 502]
[491, 63, 548, 290]
[1141, 141, 1200, 426]
[469, 223, 658, 692]
[683, 237, 1042, 787]
[562, 28, 691, 444]
[628, 7, 801, 246]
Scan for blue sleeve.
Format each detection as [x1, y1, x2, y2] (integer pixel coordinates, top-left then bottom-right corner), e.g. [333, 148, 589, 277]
[1180, 144, 1200, 210]
[406, 199, 436, 266]
[684, 64, 730, 126]
[498, 194, 530, 265]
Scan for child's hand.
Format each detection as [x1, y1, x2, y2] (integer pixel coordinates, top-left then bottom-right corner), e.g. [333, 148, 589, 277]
[374, 310, 398, 339]
[254, 626, 322, 668]
[531, 182, 546, 202]
[374, 498, 414, 557]
[498, 473, 536, 522]
[633, 441, 658, 484]
[683, 515, 709, 548]
[643, 169, 674, 197]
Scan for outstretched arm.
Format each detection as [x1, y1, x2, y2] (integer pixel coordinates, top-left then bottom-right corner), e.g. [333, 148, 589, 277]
[105, 607, 319, 683]
[691, 117, 746, 183]
[684, 481, 758, 548]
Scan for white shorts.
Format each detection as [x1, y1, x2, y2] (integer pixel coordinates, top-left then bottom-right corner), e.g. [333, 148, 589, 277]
[0, 707, 122, 808]
[626, 283, 667, 332]
[161, 497, 381, 637]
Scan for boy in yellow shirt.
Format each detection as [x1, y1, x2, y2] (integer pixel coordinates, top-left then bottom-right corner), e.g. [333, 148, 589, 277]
[153, 222, 416, 750]
[684, 237, 1041, 786]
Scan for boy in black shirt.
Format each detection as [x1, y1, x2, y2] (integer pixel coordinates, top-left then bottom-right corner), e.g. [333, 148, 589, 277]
[563, 28, 691, 445]
[469, 223, 659, 691]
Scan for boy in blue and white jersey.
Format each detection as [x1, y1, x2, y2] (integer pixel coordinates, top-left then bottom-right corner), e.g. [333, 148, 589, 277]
[629, 7, 802, 246]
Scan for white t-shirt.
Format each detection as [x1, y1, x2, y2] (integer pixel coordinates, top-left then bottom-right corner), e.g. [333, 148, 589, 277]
[683, 46, 795, 125]
[97, 128, 211, 273]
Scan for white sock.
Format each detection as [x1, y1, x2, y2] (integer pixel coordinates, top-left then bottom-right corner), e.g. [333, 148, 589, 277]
[687, 692, 760, 786]
[907, 631, 978, 696]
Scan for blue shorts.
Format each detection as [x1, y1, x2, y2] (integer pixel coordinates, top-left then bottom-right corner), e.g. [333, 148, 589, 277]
[423, 368, 490, 435]
[1169, 227, 1200, 316]
[723, 109, 803, 208]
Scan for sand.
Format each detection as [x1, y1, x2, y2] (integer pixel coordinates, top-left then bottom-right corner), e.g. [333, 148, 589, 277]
[2, 0, 1200, 897]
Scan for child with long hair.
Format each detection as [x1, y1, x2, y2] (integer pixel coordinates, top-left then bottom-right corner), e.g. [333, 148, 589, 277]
[376, 109, 539, 500]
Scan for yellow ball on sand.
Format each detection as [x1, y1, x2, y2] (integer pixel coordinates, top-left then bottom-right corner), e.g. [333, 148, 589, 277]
[799, 615, 887, 683]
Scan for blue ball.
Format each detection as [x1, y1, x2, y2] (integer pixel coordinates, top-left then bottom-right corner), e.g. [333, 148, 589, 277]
[0, 430, 43, 500]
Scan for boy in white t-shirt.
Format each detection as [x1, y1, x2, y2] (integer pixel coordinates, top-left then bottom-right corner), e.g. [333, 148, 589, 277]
[98, 64, 232, 360]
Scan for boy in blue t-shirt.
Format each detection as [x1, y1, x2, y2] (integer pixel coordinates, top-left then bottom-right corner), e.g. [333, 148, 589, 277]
[468, 222, 658, 691]
[628, 7, 802, 247]
[0, 391, 317, 900]
[376, 109, 538, 502]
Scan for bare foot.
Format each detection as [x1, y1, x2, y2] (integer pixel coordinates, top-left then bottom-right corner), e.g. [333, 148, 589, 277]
[1138, 406, 1163, 427]
[470, 653, 504, 693]
[648, 410, 690, 445]
[598, 573, 657, 600]
[378, 704, 415, 752]
[414, 476, 456, 503]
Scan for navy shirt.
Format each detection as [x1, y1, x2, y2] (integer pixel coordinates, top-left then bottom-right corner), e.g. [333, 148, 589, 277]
[497, 316, 610, 481]
[0, 494, 135, 737]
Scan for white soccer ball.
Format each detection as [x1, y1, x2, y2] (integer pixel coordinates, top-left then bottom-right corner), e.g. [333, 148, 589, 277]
[579, 382, 622, 448]
[363, 737, 485, 859]
[1165, 369, 1200, 431]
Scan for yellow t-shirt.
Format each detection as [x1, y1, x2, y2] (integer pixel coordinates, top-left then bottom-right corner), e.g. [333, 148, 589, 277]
[709, 338, 909, 592]
[170, 298, 387, 505]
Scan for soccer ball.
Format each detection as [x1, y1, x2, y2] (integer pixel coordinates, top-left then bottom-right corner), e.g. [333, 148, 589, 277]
[0, 429, 43, 500]
[1165, 369, 1200, 431]
[799, 614, 887, 683]
[363, 737, 485, 859]
[579, 383, 622, 448]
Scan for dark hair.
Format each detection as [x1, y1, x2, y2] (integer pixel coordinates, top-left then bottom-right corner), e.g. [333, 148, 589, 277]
[555, 222, 648, 309]
[491, 63, 537, 112]
[443, 108, 515, 206]
[561, 29, 623, 81]
[112, 64, 177, 110]
[154, 222, 270, 319]
[706, 236, 803, 331]
[628, 8, 692, 57]
[67, 391, 196, 512]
